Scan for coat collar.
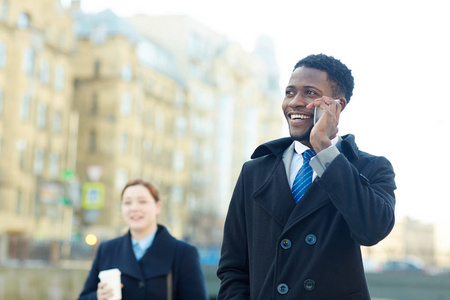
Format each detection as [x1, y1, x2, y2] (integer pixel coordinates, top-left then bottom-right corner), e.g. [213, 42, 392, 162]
[251, 137, 294, 159]
[251, 134, 360, 229]
[251, 134, 359, 161]
[118, 225, 177, 280]
[339, 134, 359, 161]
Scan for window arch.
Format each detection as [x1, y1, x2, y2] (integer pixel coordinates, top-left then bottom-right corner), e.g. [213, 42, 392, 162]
[17, 12, 30, 29]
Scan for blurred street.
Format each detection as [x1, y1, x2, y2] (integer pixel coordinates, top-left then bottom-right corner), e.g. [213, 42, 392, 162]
[1, 265, 449, 300]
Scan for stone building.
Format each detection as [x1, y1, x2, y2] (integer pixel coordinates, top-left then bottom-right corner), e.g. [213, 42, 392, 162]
[0, 0, 282, 259]
[0, 0, 75, 245]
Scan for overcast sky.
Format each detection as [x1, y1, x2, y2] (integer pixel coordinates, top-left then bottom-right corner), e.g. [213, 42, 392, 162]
[71, 0, 450, 225]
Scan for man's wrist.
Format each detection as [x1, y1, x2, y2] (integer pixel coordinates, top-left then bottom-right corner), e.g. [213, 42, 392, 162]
[310, 146, 340, 177]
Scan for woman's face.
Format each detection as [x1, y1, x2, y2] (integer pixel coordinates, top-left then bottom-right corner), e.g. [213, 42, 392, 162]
[121, 184, 161, 239]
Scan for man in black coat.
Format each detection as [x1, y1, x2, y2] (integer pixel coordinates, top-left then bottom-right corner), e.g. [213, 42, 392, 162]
[217, 54, 396, 299]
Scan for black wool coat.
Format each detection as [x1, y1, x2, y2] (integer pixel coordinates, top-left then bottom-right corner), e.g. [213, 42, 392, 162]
[217, 135, 396, 300]
[78, 225, 208, 300]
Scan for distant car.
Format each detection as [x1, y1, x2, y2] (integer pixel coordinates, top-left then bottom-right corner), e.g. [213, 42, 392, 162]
[363, 259, 382, 273]
[381, 260, 426, 273]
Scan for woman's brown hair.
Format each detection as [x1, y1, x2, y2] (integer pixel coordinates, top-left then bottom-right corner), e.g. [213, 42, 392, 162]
[120, 179, 160, 202]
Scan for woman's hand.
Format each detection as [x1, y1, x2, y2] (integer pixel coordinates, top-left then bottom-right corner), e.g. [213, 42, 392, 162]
[96, 282, 114, 300]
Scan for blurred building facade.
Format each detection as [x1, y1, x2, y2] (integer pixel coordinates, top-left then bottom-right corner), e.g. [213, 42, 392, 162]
[362, 217, 437, 267]
[128, 15, 283, 244]
[0, 0, 283, 258]
[0, 0, 75, 255]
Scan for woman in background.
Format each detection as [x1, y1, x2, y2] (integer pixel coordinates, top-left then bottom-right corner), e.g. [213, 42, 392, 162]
[78, 178, 208, 300]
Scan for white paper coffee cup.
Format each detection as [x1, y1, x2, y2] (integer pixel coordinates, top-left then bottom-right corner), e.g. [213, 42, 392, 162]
[98, 268, 122, 300]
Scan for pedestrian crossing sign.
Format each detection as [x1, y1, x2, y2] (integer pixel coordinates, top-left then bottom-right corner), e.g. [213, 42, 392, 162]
[81, 182, 105, 209]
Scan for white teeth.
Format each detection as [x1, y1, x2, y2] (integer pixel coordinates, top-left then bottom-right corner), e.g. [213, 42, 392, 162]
[291, 114, 310, 120]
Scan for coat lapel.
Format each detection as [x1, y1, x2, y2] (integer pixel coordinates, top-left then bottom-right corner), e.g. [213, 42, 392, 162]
[250, 134, 359, 234]
[115, 227, 176, 281]
[115, 233, 145, 280]
[138, 226, 176, 279]
[283, 180, 331, 233]
[252, 154, 296, 227]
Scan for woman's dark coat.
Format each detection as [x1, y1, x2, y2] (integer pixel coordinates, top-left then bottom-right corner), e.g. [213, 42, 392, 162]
[217, 135, 396, 300]
[79, 225, 208, 300]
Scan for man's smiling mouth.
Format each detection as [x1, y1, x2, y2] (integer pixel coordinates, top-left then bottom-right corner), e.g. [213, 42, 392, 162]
[289, 113, 311, 120]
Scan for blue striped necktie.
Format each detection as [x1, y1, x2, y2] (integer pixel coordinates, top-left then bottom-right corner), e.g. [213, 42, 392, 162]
[292, 149, 316, 203]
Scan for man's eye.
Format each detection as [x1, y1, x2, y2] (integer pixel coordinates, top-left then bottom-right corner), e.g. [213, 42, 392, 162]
[285, 90, 294, 97]
[305, 90, 318, 96]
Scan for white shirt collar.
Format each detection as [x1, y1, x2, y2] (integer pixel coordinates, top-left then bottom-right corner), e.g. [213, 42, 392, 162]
[293, 136, 340, 154]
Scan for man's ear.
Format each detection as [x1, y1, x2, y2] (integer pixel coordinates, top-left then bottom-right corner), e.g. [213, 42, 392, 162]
[337, 97, 347, 111]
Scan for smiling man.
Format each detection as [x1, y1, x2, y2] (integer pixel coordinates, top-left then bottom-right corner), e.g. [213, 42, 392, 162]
[217, 54, 396, 299]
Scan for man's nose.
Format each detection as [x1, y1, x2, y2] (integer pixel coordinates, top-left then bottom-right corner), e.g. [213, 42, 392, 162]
[289, 93, 308, 107]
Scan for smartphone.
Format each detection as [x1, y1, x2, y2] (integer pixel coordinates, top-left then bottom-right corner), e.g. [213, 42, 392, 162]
[313, 106, 323, 125]
[313, 99, 341, 125]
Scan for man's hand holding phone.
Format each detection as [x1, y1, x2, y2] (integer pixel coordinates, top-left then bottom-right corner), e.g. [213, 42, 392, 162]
[313, 98, 342, 125]
[307, 97, 344, 153]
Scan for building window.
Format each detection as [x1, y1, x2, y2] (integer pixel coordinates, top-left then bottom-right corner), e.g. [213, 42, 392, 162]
[58, 32, 66, 48]
[155, 114, 164, 131]
[52, 111, 62, 133]
[188, 32, 200, 56]
[20, 94, 30, 120]
[40, 60, 50, 84]
[146, 78, 155, 93]
[94, 60, 100, 77]
[17, 12, 30, 29]
[175, 117, 187, 136]
[171, 185, 184, 204]
[120, 93, 132, 115]
[175, 91, 185, 106]
[1, 1, 8, 21]
[89, 131, 96, 153]
[48, 152, 59, 179]
[0, 41, 6, 69]
[173, 151, 185, 171]
[33, 148, 44, 175]
[0, 88, 3, 115]
[91, 93, 98, 115]
[54, 65, 64, 90]
[90, 24, 107, 45]
[36, 103, 47, 129]
[115, 168, 128, 190]
[120, 133, 129, 153]
[122, 63, 132, 81]
[16, 189, 22, 215]
[16, 139, 27, 169]
[143, 140, 152, 162]
[23, 47, 34, 75]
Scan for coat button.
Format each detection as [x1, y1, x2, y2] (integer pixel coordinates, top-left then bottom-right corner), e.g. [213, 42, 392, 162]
[138, 281, 145, 288]
[277, 283, 289, 295]
[359, 173, 370, 185]
[304, 279, 315, 291]
[305, 234, 317, 245]
[280, 238, 292, 249]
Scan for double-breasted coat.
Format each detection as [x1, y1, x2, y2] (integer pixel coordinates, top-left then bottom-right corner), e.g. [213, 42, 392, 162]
[217, 135, 396, 300]
[78, 225, 208, 300]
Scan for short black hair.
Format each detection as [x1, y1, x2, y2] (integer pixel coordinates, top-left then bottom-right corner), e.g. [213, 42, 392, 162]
[293, 54, 354, 103]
